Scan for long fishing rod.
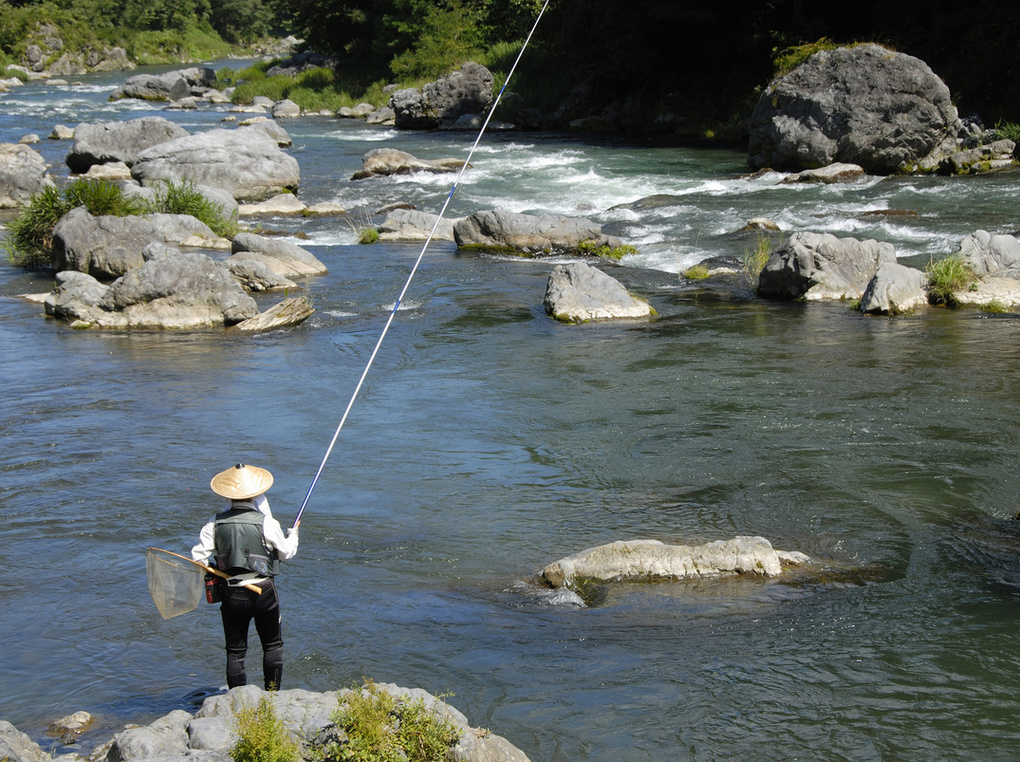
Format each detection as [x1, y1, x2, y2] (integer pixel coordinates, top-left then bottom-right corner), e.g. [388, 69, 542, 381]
[292, 0, 552, 529]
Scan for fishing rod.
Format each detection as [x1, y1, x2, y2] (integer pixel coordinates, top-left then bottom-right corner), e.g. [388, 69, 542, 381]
[292, 0, 552, 529]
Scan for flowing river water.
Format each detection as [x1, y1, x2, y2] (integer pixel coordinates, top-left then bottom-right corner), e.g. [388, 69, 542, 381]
[2, 63, 1020, 761]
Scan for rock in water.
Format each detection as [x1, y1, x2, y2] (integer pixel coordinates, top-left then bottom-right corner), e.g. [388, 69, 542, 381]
[747, 43, 960, 174]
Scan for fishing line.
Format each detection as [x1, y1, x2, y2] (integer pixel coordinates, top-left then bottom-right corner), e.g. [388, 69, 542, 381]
[292, 0, 552, 527]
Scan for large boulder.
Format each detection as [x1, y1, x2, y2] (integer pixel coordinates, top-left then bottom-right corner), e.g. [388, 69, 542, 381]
[544, 262, 654, 323]
[391, 62, 494, 130]
[757, 231, 897, 301]
[539, 536, 809, 589]
[66, 117, 189, 174]
[454, 209, 620, 257]
[47, 245, 258, 329]
[51, 206, 160, 279]
[0, 143, 53, 207]
[130, 127, 300, 202]
[859, 261, 928, 315]
[747, 44, 960, 174]
[229, 232, 328, 278]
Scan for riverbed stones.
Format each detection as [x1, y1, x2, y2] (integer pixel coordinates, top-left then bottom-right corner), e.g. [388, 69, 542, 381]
[757, 231, 897, 301]
[0, 142, 53, 207]
[747, 43, 960, 174]
[544, 262, 654, 323]
[65, 116, 189, 174]
[539, 536, 809, 589]
[391, 62, 494, 130]
[454, 209, 620, 257]
[130, 126, 300, 202]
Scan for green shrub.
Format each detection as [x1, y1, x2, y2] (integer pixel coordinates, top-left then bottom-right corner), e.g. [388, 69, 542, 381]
[66, 177, 145, 217]
[926, 254, 977, 306]
[358, 228, 380, 245]
[231, 694, 301, 762]
[994, 120, 1020, 143]
[317, 680, 461, 762]
[2, 185, 69, 269]
[147, 179, 238, 238]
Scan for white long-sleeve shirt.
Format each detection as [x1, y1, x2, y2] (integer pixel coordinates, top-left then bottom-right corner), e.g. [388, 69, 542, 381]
[191, 502, 299, 564]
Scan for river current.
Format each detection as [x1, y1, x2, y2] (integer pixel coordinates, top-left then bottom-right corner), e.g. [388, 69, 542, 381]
[2, 63, 1020, 761]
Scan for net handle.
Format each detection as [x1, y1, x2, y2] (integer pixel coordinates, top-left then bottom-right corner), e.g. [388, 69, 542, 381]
[148, 547, 263, 595]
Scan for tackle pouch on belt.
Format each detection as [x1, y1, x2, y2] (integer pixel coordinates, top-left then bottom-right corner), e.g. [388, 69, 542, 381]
[204, 572, 222, 603]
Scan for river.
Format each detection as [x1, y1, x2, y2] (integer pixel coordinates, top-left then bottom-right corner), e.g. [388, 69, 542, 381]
[2, 62, 1020, 761]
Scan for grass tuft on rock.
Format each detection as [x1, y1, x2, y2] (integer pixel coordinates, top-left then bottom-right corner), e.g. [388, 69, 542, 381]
[925, 254, 976, 306]
[231, 694, 301, 762]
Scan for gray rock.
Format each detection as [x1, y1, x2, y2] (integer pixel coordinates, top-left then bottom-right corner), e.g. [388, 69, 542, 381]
[111, 71, 191, 102]
[778, 162, 866, 184]
[131, 126, 300, 202]
[51, 206, 160, 279]
[378, 208, 459, 242]
[539, 536, 809, 589]
[391, 62, 494, 130]
[230, 232, 328, 278]
[271, 99, 300, 118]
[939, 139, 1017, 175]
[47, 710, 94, 744]
[957, 230, 1020, 278]
[106, 709, 192, 762]
[144, 213, 230, 249]
[353, 147, 463, 179]
[544, 262, 654, 323]
[186, 717, 234, 751]
[454, 209, 620, 257]
[748, 44, 960, 174]
[859, 261, 928, 315]
[237, 116, 292, 147]
[0, 719, 50, 762]
[48, 246, 259, 329]
[0, 142, 54, 207]
[225, 258, 298, 292]
[758, 231, 897, 301]
[66, 117, 189, 174]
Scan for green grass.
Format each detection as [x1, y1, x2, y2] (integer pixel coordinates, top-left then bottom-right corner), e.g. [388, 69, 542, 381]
[742, 231, 776, 287]
[925, 254, 977, 306]
[147, 179, 238, 238]
[231, 694, 301, 762]
[358, 228, 380, 245]
[313, 679, 461, 762]
[577, 241, 638, 260]
[994, 120, 1020, 143]
[3, 178, 236, 269]
[682, 264, 711, 280]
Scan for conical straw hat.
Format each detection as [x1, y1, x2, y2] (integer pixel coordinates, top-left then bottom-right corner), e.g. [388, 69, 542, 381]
[210, 463, 274, 500]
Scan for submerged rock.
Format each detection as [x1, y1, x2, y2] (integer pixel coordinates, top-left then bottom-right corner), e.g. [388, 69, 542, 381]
[539, 536, 809, 589]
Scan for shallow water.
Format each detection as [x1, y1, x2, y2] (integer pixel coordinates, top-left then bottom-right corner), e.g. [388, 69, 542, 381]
[3, 64, 1020, 761]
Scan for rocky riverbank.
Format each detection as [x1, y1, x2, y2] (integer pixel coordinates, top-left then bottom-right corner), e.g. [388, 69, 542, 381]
[0, 684, 530, 762]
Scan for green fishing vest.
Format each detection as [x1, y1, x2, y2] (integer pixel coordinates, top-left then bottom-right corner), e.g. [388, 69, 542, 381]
[213, 505, 280, 577]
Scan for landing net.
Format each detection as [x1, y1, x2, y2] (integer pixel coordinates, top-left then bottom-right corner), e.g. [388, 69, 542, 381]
[146, 547, 203, 619]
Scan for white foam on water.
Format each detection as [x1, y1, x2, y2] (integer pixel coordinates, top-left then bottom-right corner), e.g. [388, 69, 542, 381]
[330, 128, 399, 142]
